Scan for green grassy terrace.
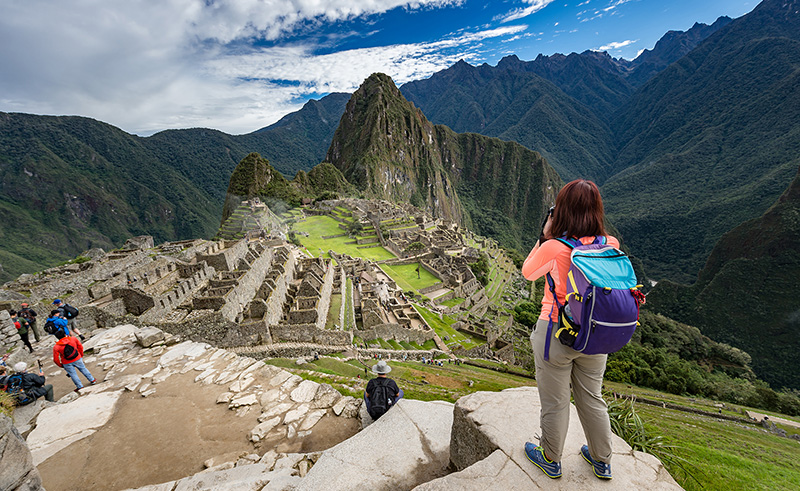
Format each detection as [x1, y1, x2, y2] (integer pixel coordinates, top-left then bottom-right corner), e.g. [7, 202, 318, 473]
[379, 263, 440, 292]
[292, 215, 395, 261]
[262, 356, 800, 490]
[415, 305, 483, 350]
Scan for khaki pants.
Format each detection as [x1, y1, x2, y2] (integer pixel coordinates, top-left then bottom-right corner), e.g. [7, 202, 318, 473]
[532, 319, 613, 463]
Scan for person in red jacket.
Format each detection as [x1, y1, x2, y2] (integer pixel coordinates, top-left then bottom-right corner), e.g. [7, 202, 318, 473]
[53, 330, 96, 392]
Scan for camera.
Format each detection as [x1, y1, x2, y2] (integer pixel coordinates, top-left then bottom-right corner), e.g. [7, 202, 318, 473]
[539, 206, 554, 241]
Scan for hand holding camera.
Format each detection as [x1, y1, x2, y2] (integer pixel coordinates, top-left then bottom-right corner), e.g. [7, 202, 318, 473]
[540, 206, 554, 242]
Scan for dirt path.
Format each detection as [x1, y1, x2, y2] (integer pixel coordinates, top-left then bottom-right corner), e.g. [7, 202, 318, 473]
[26, 334, 359, 491]
[746, 411, 800, 429]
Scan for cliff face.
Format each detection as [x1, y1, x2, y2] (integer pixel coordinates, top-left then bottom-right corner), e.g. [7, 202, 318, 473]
[326, 73, 561, 250]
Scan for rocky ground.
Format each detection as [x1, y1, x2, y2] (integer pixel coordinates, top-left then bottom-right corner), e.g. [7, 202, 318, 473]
[8, 325, 685, 490]
[11, 325, 360, 490]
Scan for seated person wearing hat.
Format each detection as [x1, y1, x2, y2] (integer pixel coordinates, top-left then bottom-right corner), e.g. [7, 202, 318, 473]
[364, 360, 404, 420]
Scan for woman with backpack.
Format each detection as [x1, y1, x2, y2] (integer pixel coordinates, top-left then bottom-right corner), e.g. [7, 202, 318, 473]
[520, 179, 618, 481]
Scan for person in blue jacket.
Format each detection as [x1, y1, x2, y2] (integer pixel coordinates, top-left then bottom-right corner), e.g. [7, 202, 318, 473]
[45, 310, 70, 337]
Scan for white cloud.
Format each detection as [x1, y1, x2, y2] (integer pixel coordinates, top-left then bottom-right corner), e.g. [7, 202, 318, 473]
[0, 0, 472, 135]
[496, 0, 555, 23]
[596, 39, 636, 51]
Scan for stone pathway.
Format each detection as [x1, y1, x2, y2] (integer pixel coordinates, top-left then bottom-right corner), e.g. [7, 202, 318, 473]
[746, 410, 800, 429]
[17, 325, 361, 491]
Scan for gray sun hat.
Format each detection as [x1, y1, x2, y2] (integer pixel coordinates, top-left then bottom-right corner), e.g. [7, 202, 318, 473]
[14, 362, 27, 373]
[372, 360, 392, 374]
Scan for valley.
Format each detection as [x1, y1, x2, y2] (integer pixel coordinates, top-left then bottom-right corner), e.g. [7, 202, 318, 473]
[2, 1, 800, 490]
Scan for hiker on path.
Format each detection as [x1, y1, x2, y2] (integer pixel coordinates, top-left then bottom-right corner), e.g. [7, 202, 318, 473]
[9, 310, 34, 353]
[53, 330, 96, 393]
[53, 299, 85, 340]
[364, 360, 403, 420]
[19, 302, 41, 342]
[520, 179, 618, 480]
[12, 362, 54, 402]
[45, 310, 70, 337]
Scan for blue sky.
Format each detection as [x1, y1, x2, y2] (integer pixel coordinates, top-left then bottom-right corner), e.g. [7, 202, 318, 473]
[0, 0, 756, 135]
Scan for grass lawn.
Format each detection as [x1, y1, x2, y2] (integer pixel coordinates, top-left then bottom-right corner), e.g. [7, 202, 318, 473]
[634, 402, 800, 490]
[344, 278, 354, 330]
[415, 305, 483, 350]
[264, 357, 532, 403]
[439, 297, 465, 307]
[380, 263, 439, 293]
[293, 215, 396, 261]
[325, 293, 342, 329]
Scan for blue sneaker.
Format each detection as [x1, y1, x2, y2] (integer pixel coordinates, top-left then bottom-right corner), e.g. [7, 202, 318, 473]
[581, 444, 612, 479]
[525, 442, 562, 478]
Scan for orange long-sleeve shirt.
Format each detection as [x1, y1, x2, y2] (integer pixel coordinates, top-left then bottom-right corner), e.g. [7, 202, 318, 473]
[522, 235, 620, 321]
[53, 335, 84, 367]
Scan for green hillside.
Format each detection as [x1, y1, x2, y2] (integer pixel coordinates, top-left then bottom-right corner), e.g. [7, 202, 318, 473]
[646, 169, 800, 389]
[604, 0, 800, 282]
[0, 113, 219, 283]
[400, 61, 616, 183]
[0, 94, 347, 282]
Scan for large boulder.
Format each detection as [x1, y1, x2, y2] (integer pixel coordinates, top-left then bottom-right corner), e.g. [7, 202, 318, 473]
[0, 414, 44, 491]
[439, 387, 682, 490]
[135, 326, 165, 348]
[296, 399, 454, 491]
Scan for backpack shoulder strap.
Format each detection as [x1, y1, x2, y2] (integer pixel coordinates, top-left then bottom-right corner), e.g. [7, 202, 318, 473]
[555, 237, 576, 249]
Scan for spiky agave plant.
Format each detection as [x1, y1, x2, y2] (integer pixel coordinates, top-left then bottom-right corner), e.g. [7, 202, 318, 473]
[607, 394, 701, 487]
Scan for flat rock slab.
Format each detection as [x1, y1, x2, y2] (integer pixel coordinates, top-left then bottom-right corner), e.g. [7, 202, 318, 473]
[297, 399, 454, 491]
[414, 449, 531, 491]
[84, 324, 139, 351]
[447, 387, 682, 490]
[27, 390, 124, 465]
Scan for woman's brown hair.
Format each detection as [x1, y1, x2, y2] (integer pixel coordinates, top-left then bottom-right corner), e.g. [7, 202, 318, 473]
[549, 179, 606, 239]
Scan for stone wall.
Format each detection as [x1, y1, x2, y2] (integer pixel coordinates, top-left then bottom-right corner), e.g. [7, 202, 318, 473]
[269, 324, 353, 345]
[0, 310, 21, 351]
[337, 267, 346, 330]
[259, 248, 296, 326]
[111, 262, 215, 323]
[196, 239, 248, 272]
[218, 244, 274, 322]
[355, 323, 435, 345]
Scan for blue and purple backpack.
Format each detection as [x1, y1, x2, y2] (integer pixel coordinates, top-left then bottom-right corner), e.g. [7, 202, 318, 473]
[544, 236, 645, 360]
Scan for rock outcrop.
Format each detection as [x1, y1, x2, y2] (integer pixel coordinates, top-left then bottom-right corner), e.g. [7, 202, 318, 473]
[0, 414, 44, 491]
[426, 387, 682, 490]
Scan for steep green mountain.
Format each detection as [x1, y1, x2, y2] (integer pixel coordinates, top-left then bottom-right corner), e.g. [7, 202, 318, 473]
[626, 16, 733, 86]
[0, 113, 219, 283]
[222, 153, 351, 222]
[0, 93, 348, 282]
[144, 92, 350, 202]
[326, 73, 562, 251]
[603, 0, 800, 282]
[400, 61, 616, 182]
[646, 168, 800, 389]
[494, 52, 633, 120]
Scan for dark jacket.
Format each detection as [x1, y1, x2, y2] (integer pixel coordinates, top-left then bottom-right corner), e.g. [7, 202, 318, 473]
[19, 307, 37, 324]
[20, 372, 48, 398]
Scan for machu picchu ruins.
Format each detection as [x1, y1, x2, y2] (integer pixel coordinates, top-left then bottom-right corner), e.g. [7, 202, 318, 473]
[1, 197, 526, 369]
